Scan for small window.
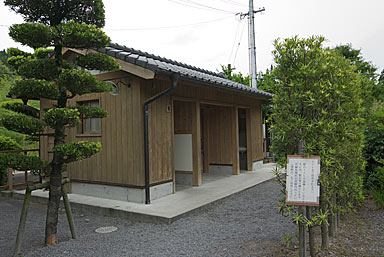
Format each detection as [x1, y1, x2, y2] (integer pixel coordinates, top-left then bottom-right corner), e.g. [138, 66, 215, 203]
[78, 100, 101, 134]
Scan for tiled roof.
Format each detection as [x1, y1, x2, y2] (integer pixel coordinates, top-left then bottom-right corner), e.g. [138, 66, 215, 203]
[96, 43, 273, 99]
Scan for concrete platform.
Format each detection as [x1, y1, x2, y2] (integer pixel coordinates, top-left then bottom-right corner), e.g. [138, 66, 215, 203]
[1, 163, 277, 224]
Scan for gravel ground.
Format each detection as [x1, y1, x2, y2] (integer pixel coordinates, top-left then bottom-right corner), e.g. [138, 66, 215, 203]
[1, 179, 296, 257]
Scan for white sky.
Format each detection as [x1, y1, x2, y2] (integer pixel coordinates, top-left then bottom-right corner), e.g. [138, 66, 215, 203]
[1, 0, 383, 75]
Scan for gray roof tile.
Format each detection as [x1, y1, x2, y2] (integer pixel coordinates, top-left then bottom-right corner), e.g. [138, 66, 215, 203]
[96, 43, 273, 99]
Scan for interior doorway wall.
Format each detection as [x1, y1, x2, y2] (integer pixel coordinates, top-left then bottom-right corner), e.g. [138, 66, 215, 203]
[173, 100, 253, 191]
[173, 100, 194, 187]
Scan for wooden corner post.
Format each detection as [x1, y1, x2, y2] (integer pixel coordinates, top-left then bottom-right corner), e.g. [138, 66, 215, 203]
[192, 100, 202, 186]
[232, 106, 240, 175]
[246, 108, 253, 171]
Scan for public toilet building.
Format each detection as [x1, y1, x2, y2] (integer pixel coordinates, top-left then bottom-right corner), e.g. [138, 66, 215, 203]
[40, 43, 273, 203]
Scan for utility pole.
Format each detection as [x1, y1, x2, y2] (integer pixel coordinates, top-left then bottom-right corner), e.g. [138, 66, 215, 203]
[239, 2, 265, 88]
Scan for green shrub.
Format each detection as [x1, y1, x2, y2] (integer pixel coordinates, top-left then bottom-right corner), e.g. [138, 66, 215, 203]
[368, 163, 384, 208]
[0, 135, 22, 185]
[363, 107, 384, 188]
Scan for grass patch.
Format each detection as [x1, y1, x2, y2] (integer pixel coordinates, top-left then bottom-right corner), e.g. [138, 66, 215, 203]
[370, 189, 384, 208]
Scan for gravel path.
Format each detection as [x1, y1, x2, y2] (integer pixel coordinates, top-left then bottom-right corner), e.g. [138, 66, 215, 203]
[0, 179, 296, 257]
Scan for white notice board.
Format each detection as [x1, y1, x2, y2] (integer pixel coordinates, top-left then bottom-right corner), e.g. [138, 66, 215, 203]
[286, 155, 320, 206]
[174, 134, 193, 171]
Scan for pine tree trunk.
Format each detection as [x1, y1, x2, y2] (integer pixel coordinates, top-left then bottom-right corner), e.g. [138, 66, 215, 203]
[44, 43, 66, 246]
[44, 161, 63, 245]
[45, 122, 65, 245]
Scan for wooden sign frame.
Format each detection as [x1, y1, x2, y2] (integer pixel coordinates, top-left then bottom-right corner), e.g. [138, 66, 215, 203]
[285, 155, 320, 206]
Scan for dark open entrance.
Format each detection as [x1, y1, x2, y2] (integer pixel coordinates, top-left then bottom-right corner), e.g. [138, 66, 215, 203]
[238, 108, 247, 171]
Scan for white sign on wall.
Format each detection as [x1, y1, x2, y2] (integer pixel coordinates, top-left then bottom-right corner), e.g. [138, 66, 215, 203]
[174, 134, 193, 171]
[286, 155, 320, 206]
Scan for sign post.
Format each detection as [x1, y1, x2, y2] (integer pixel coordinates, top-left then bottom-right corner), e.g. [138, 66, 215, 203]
[286, 155, 320, 257]
[286, 155, 320, 206]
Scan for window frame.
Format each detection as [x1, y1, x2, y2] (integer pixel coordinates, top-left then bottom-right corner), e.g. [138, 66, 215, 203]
[76, 98, 102, 137]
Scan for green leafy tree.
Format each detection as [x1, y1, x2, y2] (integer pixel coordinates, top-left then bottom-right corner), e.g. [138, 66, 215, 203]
[364, 103, 384, 208]
[220, 65, 277, 122]
[333, 44, 377, 78]
[376, 69, 384, 102]
[2, 0, 119, 245]
[334, 45, 384, 206]
[257, 67, 277, 123]
[220, 64, 250, 86]
[333, 44, 382, 104]
[271, 36, 365, 249]
[0, 50, 14, 71]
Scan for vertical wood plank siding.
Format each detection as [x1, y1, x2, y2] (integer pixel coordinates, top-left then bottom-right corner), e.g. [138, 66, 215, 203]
[141, 79, 174, 184]
[205, 105, 233, 165]
[40, 72, 265, 188]
[61, 74, 146, 186]
[173, 101, 193, 134]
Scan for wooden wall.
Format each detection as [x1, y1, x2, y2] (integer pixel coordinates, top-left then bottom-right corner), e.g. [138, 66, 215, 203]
[171, 78, 264, 163]
[173, 101, 193, 134]
[250, 104, 263, 161]
[141, 79, 174, 184]
[205, 105, 233, 165]
[40, 71, 265, 190]
[38, 72, 146, 187]
[66, 74, 145, 186]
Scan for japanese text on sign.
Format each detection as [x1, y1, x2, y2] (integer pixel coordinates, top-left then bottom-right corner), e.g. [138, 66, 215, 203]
[286, 155, 320, 206]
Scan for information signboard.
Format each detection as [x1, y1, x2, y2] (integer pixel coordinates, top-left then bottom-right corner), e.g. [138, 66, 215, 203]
[286, 155, 320, 206]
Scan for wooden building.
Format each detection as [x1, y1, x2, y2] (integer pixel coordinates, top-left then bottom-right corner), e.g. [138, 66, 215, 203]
[40, 43, 273, 203]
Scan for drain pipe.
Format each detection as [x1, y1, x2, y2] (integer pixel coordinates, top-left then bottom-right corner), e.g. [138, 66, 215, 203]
[144, 73, 180, 204]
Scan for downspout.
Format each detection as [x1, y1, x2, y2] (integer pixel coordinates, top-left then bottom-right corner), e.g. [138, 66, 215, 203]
[144, 73, 180, 204]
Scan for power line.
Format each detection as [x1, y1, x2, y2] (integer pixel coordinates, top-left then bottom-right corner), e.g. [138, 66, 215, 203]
[1, 17, 233, 32]
[182, 0, 237, 13]
[228, 19, 242, 64]
[232, 18, 246, 66]
[220, 0, 247, 7]
[104, 16, 233, 31]
[169, 0, 236, 14]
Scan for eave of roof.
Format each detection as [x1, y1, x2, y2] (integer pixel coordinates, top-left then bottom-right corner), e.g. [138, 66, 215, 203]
[95, 43, 273, 99]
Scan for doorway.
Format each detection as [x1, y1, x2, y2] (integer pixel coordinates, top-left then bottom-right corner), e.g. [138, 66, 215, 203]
[238, 108, 248, 171]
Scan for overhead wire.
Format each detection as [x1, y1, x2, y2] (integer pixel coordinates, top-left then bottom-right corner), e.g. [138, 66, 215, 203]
[104, 16, 233, 31]
[1, 17, 233, 32]
[169, 0, 236, 14]
[228, 18, 242, 64]
[182, 0, 237, 13]
[232, 18, 247, 66]
[219, 0, 247, 7]
[2, 1, 250, 69]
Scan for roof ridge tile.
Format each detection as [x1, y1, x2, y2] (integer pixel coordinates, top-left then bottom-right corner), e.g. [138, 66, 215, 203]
[101, 42, 273, 98]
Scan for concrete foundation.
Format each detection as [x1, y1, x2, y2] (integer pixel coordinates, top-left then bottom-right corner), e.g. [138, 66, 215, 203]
[71, 182, 173, 204]
[209, 165, 233, 175]
[175, 173, 193, 186]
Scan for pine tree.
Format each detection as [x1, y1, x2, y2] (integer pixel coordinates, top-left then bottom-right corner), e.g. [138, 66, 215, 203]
[2, 0, 119, 245]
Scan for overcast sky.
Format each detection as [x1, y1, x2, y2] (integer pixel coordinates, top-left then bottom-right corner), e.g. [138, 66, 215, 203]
[1, 0, 383, 75]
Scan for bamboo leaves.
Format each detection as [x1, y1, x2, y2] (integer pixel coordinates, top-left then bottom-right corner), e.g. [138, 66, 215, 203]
[271, 36, 366, 251]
